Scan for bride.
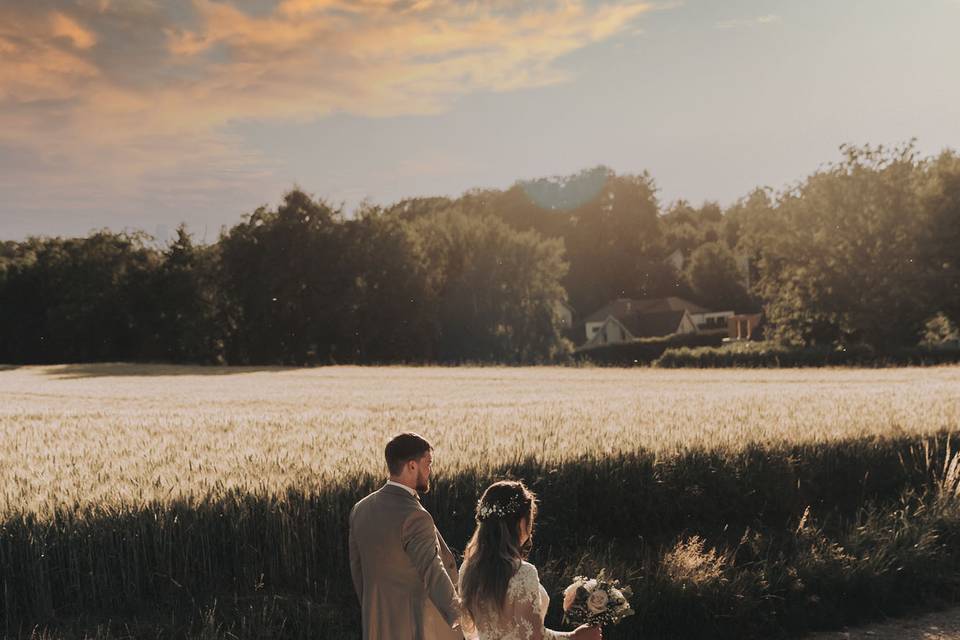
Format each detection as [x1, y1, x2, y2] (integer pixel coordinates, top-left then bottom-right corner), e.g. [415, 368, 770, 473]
[458, 480, 601, 640]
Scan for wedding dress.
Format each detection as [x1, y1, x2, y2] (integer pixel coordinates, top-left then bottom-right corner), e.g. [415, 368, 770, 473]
[461, 561, 572, 640]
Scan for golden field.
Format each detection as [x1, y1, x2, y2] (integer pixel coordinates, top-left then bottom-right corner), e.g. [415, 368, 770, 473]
[2, 363, 959, 518]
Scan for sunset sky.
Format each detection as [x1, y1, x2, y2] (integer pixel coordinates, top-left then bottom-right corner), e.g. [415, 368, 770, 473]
[1, 0, 958, 241]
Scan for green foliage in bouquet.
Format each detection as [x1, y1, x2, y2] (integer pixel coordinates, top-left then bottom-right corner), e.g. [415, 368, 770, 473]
[562, 570, 635, 628]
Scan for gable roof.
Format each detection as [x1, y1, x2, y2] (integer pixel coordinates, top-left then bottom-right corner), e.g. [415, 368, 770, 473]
[584, 297, 708, 323]
[619, 310, 688, 339]
[584, 298, 638, 324]
[638, 297, 709, 315]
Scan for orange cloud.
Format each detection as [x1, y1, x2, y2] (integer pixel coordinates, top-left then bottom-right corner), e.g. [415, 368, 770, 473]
[164, 0, 651, 119]
[0, 0, 651, 218]
[0, 9, 99, 103]
[50, 11, 98, 49]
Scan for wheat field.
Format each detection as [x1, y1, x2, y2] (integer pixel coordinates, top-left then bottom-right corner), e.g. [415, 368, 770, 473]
[2, 363, 959, 519]
[4, 363, 960, 638]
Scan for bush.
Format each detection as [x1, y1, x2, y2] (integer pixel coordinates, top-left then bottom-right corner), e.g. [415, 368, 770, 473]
[574, 332, 726, 365]
[654, 341, 960, 368]
[921, 313, 960, 349]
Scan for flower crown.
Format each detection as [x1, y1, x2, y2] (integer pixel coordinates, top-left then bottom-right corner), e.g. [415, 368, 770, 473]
[476, 493, 528, 522]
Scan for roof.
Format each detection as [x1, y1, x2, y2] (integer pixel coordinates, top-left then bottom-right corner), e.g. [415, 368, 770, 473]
[584, 298, 637, 324]
[584, 297, 708, 323]
[619, 310, 688, 339]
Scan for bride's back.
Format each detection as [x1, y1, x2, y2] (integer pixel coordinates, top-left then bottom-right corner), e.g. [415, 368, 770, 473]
[458, 480, 574, 640]
[462, 560, 552, 640]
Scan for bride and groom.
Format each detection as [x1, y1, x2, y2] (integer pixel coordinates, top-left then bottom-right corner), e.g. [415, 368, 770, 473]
[349, 433, 601, 640]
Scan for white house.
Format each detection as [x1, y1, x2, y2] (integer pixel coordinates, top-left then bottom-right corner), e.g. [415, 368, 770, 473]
[582, 308, 698, 348]
[692, 310, 736, 332]
[581, 296, 736, 347]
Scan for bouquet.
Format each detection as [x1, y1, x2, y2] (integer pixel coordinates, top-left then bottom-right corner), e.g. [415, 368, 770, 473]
[561, 570, 634, 628]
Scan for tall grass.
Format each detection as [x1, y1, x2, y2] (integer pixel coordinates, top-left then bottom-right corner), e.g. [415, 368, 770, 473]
[5, 437, 960, 639]
[2, 364, 960, 638]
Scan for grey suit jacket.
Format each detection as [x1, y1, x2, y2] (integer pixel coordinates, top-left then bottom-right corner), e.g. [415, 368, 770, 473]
[349, 483, 462, 640]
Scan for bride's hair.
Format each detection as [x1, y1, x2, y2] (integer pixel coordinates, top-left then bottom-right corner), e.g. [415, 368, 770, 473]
[459, 480, 538, 620]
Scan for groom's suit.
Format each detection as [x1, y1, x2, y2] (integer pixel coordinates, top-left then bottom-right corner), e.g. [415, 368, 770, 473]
[349, 483, 461, 640]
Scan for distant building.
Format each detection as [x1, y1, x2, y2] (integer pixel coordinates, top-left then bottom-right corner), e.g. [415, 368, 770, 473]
[581, 296, 731, 347]
[582, 308, 698, 349]
[727, 313, 763, 341]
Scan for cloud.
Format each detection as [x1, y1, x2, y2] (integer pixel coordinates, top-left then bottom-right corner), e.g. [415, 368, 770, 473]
[715, 14, 781, 30]
[50, 11, 98, 48]
[0, 0, 651, 229]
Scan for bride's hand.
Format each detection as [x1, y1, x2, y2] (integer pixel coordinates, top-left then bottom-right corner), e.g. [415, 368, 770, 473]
[571, 624, 602, 640]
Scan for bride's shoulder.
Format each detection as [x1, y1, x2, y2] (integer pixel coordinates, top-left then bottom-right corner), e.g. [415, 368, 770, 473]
[507, 561, 542, 600]
[514, 560, 540, 582]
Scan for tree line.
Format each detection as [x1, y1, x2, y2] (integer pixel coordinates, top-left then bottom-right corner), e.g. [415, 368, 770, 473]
[0, 142, 957, 365]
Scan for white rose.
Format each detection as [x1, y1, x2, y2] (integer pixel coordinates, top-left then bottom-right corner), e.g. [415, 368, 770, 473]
[583, 579, 598, 591]
[586, 588, 609, 614]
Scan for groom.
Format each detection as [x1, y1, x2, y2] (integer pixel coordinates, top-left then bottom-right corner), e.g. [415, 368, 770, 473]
[349, 432, 462, 640]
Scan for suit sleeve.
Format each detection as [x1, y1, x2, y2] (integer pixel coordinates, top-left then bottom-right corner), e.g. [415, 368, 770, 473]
[437, 530, 459, 588]
[348, 506, 363, 602]
[402, 509, 460, 628]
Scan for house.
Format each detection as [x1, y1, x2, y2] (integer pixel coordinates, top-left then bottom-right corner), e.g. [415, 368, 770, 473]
[583, 297, 734, 346]
[695, 310, 736, 332]
[582, 308, 698, 349]
[726, 313, 763, 341]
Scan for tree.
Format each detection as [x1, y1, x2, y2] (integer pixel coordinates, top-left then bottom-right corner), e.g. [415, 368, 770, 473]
[921, 151, 960, 325]
[340, 207, 434, 362]
[684, 243, 751, 311]
[752, 143, 935, 347]
[219, 189, 350, 364]
[0, 232, 161, 363]
[155, 225, 223, 363]
[409, 209, 570, 362]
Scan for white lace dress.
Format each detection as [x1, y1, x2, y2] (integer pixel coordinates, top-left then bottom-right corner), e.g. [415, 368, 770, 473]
[461, 561, 572, 640]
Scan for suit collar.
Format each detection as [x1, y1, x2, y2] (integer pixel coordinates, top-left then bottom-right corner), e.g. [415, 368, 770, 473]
[380, 482, 420, 501]
[385, 479, 419, 498]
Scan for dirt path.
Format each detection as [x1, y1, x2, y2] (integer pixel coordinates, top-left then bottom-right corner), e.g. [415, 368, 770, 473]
[808, 609, 960, 639]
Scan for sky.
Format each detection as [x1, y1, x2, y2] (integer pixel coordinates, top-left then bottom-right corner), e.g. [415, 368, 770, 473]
[1, 0, 959, 241]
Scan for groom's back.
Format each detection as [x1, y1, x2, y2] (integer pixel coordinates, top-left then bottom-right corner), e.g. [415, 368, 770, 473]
[349, 484, 460, 640]
[350, 487, 422, 585]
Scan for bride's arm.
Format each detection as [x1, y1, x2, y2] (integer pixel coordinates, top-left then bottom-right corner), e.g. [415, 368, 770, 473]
[513, 564, 573, 640]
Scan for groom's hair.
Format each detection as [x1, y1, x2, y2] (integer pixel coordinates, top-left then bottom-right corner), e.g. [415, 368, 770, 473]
[385, 432, 433, 476]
